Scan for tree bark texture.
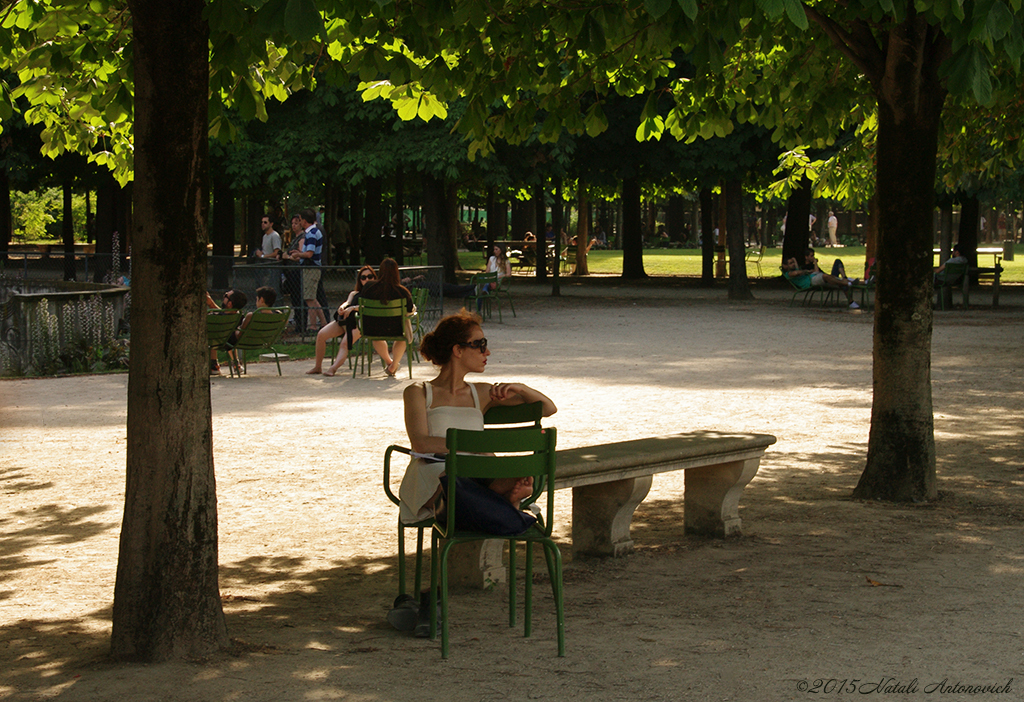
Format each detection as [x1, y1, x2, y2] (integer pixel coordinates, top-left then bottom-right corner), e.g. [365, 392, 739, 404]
[725, 179, 753, 300]
[852, 14, 947, 502]
[112, 0, 228, 661]
[621, 177, 646, 279]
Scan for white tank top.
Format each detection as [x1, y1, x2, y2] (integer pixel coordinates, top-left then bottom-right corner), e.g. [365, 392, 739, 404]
[425, 382, 485, 436]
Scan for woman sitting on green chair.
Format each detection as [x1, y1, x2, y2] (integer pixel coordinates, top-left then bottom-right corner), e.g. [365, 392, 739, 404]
[399, 310, 557, 525]
[389, 310, 557, 636]
[306, 264, 377, 376]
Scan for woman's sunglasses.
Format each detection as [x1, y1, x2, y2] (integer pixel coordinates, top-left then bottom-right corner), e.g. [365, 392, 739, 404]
[360, 274, 375, 281]
[459, 338, 488, 352]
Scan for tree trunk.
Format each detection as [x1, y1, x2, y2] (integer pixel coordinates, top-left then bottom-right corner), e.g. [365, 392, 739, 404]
[444, 181, 459, 275]
[393, 167, 404, 265]
[363, 176, 386, 264]
[699, 187, 715, 285]
[532, 185, 548, 282]
[726, 179, 752, 300]
[510, 198, 531, 240]
[957, 194, 980, 270]
[93, 172, 130, 283]
[533, 184, 547, 280]
[781, 177, 812, 264]
[62, 177, 76, 281]
[112, 0, 228, 661]
[852, 16, 947, 502]
[551, 180, 562, 295]
[575, 186, 591, 275]
[621, 177, 646, 279]
[422, 174, 443, 274]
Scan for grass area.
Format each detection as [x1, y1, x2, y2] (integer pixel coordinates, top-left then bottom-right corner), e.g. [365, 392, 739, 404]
[464, 244, 1024, 282]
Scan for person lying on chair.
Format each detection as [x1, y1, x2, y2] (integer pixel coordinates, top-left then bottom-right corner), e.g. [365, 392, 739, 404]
[782, 250, 859, 309]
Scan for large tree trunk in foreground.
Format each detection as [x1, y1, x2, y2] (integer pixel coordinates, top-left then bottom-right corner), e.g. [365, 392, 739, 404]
[112, 0, 228, 661]
[848, 14, 948, 502]
[726, 178, 753, 301]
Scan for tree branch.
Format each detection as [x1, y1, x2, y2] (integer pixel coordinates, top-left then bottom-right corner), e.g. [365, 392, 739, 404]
[803, 3, 885, 85]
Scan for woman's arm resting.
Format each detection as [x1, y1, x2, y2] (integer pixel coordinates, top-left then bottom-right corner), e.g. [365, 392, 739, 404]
[403, 383, 449, 454]
[487, 383, 557, 417]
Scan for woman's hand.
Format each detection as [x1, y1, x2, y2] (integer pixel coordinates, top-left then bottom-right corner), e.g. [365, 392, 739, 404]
[488, 383, 557, 417]
[489, 383, 523, 403]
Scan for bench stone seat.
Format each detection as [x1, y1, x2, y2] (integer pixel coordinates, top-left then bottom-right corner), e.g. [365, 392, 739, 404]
[556, 431, 777, 556]
[447, 431, 776, 587]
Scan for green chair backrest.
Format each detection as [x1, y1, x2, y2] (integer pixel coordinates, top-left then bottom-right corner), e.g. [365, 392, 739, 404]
[942, 261, 968, 283]
[483, 401, 543, 426]
[207, 309, 242, 349]
[438, 425, 558, 539]
[231, 307, 290, 351]
[470, 271, 498, 291]
[411, 286, 429, 313]
[358, 297, 408, 339]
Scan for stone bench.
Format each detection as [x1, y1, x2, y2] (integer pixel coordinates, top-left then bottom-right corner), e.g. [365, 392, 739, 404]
[449, 431, 776, 587]
[557, 431, 777, 557]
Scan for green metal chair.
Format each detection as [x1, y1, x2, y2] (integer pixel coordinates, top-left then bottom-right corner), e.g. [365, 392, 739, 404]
[745, 245, 766, 277]
[465, 271, 501, 322]
[430, 423, 563, 658]
[492, 276, 517, 318]
[353, 297, 413, 378]
[228, 307, 291, 376]
[207, 309, 242, 359]
[781, 272, 825, 306]
[382, 402, 544, 604]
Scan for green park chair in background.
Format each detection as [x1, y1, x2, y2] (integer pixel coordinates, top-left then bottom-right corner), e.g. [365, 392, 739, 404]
[228, 306, 291, 376]
[353, 297, 413, 378]
[465, 271, 501, 322]
[207, 308, 242, 358]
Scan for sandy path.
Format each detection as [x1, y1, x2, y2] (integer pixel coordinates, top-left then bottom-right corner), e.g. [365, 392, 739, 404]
[2, 281, 1022, 701]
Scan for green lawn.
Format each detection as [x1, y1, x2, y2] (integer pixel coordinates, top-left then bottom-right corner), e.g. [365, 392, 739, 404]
[465, 245, 1024, 282]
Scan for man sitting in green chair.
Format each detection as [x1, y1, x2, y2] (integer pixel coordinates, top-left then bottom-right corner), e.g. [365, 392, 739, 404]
[934, 244, 968, 286]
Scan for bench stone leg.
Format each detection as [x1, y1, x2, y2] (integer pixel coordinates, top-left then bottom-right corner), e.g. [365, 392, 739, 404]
[444, 540, 506, 589]
[684, 457, 762, 536]
[572, 475, 653, 557]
